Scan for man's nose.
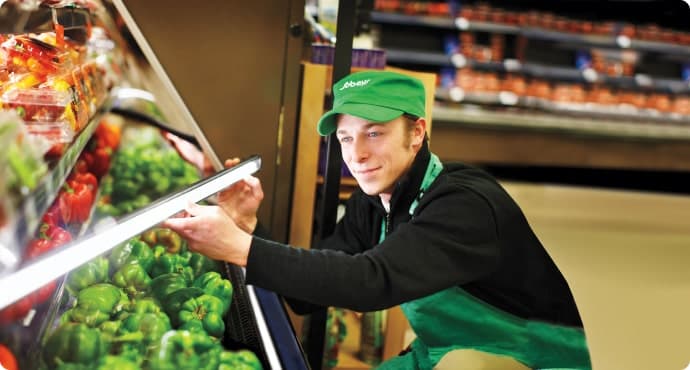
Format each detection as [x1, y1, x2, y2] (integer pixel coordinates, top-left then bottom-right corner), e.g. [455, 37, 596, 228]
[351, 138, 369, 162]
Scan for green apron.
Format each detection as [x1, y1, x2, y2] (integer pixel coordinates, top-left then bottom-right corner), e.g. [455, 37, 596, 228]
[376, 154, 591, 370]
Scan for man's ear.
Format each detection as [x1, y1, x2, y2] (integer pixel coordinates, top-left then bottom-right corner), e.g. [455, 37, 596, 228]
[412, 118, 427, 148]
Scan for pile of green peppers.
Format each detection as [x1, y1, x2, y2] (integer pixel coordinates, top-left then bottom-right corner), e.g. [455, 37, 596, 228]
[42, 229, 261, 370]
[97, 138, 200, 217]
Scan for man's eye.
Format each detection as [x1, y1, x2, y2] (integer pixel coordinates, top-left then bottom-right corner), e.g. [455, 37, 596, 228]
[367, 131, 381, 137]
[339, 137, 352, 143]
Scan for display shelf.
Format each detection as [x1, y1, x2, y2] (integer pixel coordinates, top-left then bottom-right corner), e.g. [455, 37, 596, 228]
[0, 155, 261, 311]
[386, 48, 690, 93]
[432, 103, 690, 141]
[0, 111, 102, 273]
[435, 86, 690, 127]
[370, 11, 690, 58]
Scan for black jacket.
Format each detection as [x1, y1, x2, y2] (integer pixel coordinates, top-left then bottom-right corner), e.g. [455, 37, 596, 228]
[246, 142, 583, 327]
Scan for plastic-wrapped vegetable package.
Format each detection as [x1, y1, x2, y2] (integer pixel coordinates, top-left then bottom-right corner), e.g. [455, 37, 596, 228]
[0, 111, 49, 218]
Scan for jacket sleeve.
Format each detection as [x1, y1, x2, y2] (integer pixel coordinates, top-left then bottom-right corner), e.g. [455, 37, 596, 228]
[275, 194, 374, 314]
[245, 185, 501, 312]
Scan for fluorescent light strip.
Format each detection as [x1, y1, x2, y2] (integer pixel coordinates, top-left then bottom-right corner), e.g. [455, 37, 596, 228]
[0, 157, 260, 310]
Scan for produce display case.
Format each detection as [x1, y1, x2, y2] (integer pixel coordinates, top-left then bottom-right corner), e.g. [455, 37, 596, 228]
[0, 1, 308, 369]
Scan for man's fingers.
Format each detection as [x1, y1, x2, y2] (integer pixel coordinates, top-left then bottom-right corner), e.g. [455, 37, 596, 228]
[224, 157, 240, 168]
[161, 216, 186, 230]
[185, 201, 205, 216]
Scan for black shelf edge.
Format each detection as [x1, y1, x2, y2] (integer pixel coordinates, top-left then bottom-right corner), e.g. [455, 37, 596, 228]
[370, 10, 455, 29]
[370, 11, 690, 58]
[386, 48, 452, 66]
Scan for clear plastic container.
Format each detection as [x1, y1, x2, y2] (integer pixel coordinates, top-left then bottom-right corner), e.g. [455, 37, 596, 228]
[1, 88, 71, 123]
[0, 89, 75, 151]
[1, 35, 72, 76]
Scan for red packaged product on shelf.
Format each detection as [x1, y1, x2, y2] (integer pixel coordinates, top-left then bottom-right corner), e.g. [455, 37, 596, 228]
[646, 93, 672, 113]
[528, 79, 552, 100]
[618, 91, 646, 109]
[1, 88, 70, 123]
[672, 96, 690, 116]
[0, 88, 75, 152]
[1, 35, 72, 76]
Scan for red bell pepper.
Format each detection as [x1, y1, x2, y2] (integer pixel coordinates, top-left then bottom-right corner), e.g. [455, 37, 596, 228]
[25, 236, 54, 260]
[24, 223, 72, 259]
[59, 181, 94, 225]
[94, 120, 121, 150]
[69, 171, 98, 197]
[41, 204, 63, 227]
[89, 146, 111, 178]
[31, 279, 57, 305]
[0, 296, 32, 324]
[0, 344, 18, 370]
[45, 223, 72, 247]
[73, 158, 90, 174]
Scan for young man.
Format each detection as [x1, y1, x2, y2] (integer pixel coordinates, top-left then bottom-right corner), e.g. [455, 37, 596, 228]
[164, 71, 591, 369]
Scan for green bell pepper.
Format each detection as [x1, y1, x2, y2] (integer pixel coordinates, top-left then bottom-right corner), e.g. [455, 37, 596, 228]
[178, 294, 226, 338]
[112, 262, 152, 299]
[219, 350, 263, 370]
[77, 283, 129, 313]
[161, 287, 203, 327]
[60, 305, 111, 328]
[147, 330, 222, 370]
[192, 271, 232, 314]
[112, 178, 139, 201]
[66, 257, 109, 295]
[189, 252, 221, 280]
[120, 312, 172, 348]
[43, 323, 106, 368]
[98, 320, 122, 337]
[129, 297, 162, 315]
[110, 238, 154, 273]
[61, 284, 129, 327]
[96, 356, 141, 370]
[150, 252, 193, 283]
[148, 273, 188, 304]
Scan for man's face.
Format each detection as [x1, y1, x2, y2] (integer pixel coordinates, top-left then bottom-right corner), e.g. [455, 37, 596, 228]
[336, 114, 425, 200]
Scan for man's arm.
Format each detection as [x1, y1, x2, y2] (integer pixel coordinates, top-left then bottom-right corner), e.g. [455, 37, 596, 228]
[245, 187, 502, 312]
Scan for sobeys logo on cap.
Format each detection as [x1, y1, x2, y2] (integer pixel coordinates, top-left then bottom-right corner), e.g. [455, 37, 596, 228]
[339, 79, 371, 91]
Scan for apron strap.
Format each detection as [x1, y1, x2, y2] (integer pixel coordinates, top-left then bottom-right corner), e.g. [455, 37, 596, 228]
[380, 153, 443, 243]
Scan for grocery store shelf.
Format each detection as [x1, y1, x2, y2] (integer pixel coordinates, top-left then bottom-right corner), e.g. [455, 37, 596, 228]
[370, 11, 456, 30]
[387, 48, 690, 93]
[371, 11, 690, 58]
[0, 156, 262, 310]
[0, 112, 102, 272]
[370, 11, 520, 33]
[435, 86, 690, 126]
[432, 103, 690, 142]
[386, 49, 453, 66]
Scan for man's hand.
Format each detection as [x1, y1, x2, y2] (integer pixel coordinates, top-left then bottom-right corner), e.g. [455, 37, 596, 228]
[164, 132, 215, 177]
[218, 158, 264, 234]
[162, 202, 252, 267]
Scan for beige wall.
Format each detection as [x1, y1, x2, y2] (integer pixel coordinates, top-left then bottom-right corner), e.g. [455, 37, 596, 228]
[503, 182, 690, 370]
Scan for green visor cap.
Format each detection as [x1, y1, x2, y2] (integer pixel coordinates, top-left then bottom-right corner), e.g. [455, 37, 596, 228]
[317, 70, 426, 136]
